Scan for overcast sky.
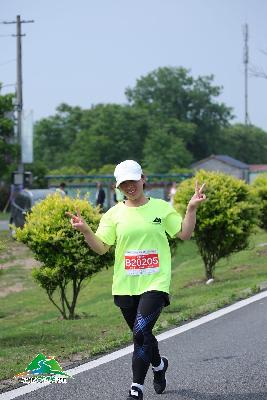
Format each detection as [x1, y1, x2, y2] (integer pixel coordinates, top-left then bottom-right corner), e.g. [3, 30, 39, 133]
[1, 0, 267, 131]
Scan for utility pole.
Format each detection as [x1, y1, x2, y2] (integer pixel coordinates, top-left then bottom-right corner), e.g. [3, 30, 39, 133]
[2, 15, 34, 176]
[243, 23, 249, 126]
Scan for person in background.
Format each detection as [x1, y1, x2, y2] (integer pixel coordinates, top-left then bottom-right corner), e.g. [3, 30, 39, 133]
[168, 182, 177, 206]
[56, 182, 67, 196]
[111, 182, 126, 204]
[95, 182, 106, 210]
[110, 183, 117, 206]
[66, 160, 206, 400]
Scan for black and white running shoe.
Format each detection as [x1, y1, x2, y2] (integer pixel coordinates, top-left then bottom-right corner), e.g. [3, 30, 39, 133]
[126, 386, 143, 400]
[152, 356, 168, 394]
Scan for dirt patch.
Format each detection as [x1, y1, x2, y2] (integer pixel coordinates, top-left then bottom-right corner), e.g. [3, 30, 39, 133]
[232, 265, 253, 273]
[0, 239, 39, 298]
[0, 258, 40, 270]
[183, 278, 206, 288]
[0, 282, 24, 298]
[257, 248, 267, 256]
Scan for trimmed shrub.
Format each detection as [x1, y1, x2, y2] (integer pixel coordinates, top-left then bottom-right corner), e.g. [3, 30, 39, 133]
[174, 170, 259, 280]
[252, 174, 267, 230]
[0, 240, 5, 253]
[16, 193, 113, 319]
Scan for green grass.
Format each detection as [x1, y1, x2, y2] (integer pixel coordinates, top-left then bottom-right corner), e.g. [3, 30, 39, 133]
[0, 212, 10, 221]
[0, 229, 267, 382]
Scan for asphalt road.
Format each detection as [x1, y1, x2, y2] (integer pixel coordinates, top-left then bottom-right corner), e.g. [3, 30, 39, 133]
[2, 295, 267, 400]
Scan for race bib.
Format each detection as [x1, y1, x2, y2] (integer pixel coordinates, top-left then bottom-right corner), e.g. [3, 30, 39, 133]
[124, 250, 159, 276]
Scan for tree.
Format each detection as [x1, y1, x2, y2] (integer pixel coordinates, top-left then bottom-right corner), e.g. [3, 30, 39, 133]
[47, 165, 87, 186]
[217, 124, 267, 164]
[24, 160, 49, 188]
[252, 174, 267, 230]
[70, 104, 150, 170]
[143, 125, 193, 173]
[34, 103, 84, 169]
[174, 171, 258, 280]
[34, 103, 152, 171]
[125, 67, 233, 161]
[0, 87, 18, 182]
[16, 194, 113, 319]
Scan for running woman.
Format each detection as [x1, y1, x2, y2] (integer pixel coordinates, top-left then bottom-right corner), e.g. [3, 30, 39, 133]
[66, 160, 206, 400]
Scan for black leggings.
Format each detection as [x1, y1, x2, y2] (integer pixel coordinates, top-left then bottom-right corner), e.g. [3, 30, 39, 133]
[114, 291, 169, 384]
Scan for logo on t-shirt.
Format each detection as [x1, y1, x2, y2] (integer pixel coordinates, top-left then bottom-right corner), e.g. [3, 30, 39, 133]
[152, 217, 161, 224]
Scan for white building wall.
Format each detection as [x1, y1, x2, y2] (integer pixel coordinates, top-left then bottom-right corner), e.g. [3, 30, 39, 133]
[193, 159, 246, 180]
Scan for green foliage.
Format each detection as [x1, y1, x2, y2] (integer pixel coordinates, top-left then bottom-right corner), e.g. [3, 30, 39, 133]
[16, 194, 113, 319]
[70, 104, 150, 170]
[96, 164, 116, 174]
[252, 174, 267, 230]
[24, 161, 49, 188]
[0, 239, 4, 277]
[34, 103, 84, 169]
[143, 120, 194, 172]
[48, 166, 87, 176]
[174, 171, 259, 279]
[218, 124, 267, 164]
[47, 166, 87, 185]
[0, 88, 18, 182]
[0, 239, 5, 253]
[126, 66, 233, 160]
[0, 91, 14, 138]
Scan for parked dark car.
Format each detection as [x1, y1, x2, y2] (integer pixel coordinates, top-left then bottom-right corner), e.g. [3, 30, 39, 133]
[9, 188, 56, 236]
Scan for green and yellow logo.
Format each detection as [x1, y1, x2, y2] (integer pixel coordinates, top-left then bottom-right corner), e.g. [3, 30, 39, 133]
[15, 353, 72, 384]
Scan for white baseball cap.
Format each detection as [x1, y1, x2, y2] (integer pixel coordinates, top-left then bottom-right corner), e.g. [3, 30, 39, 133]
[114, 160, 143, 188]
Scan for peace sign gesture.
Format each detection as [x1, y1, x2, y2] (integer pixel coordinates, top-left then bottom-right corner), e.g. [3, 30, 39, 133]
[188, 181, 206, 209]
[65, 209, 90, 234]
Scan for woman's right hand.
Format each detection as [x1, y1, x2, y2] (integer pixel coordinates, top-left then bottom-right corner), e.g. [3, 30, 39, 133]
[65, 209, 90, 235]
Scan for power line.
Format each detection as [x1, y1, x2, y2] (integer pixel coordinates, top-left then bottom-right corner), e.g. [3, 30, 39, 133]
[0, 59, 16, 66]
[1, 19, 34, 24]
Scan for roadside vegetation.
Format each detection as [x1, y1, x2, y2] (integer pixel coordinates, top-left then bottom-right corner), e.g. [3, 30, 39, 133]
[0, 228, 267, 385]
[0, 212, 9, 221]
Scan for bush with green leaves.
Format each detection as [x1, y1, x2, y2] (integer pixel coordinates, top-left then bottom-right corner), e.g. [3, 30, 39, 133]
[16, 193, 113, 319]
[252, 174, 267, 230]
[174, 171, 259, 280]
[0, 240, 4, 278]
[0, 239, 5, 254]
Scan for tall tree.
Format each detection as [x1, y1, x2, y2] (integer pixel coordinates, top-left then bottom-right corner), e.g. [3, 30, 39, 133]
[125, 67, 233, 161]
[0, 88, 18, 181]
[142, 120, 195, 172]
[34, 103, 84, 169]
[70, 104, 150, 170]
[143, 128, 192, 173]
[218, 124, 267, 164]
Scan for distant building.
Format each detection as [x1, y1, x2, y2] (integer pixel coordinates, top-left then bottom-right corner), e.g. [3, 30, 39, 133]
[249, 165, 267, 183]
[191, 155, 249, 182]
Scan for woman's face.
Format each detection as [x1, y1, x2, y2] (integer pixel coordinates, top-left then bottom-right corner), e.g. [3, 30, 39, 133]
[119, 178, 145, 200]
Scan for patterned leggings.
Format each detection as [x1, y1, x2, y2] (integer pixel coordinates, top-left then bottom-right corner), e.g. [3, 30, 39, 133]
[115, 291, 169, 384]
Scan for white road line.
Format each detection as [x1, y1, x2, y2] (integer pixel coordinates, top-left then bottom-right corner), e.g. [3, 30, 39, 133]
[1, 290, 267, 400]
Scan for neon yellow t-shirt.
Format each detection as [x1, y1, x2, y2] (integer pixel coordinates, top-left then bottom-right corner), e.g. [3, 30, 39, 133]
[95, 198, 182, 295]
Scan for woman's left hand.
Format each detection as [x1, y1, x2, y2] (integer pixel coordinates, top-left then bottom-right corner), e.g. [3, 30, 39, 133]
[188, 181, 206, 210]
